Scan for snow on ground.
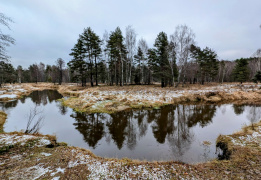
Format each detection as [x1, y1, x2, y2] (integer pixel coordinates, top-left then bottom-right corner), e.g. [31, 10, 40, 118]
[0, 90, 6, 94]
[230, 126, 261, 147]
[41, 152, 52, 157]
[0, 94, 17, 99]
[79, 84, 261, 108]
[16, 89, 27, 92]
[66, 150, 192, 179]
[16, 165, 50, 180]
[0, 134, 51, 147]
[50, 167, 65, 176]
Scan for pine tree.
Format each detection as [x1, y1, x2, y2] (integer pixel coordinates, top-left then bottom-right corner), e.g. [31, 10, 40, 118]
[190, 45, 219, 84]
[233, 58, 249, 84]
[134, 46, 143, 84]
[151, 32, 171, 87]
[253, 71, 261, 84]
[106, 27, 127, 86]
[92, 33, 102, 86]
[68, 38, 88, 86]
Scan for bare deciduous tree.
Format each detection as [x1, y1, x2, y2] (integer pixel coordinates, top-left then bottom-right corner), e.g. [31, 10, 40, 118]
[125, 25, 137, 84]
[170, 25, 195, 86]
[251, 49, 261, 70]
[138, 38, 148, 84]
[102, 30, 109, 84]
[56, 58, 65, 85]
[0, 13, 15, 62]
[25, 106, 44, 134]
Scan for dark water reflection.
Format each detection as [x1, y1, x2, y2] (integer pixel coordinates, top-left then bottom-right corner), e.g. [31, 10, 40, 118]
[1, 90, 260, 163]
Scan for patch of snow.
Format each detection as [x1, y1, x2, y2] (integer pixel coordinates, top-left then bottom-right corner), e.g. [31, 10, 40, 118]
[0, 90, 5, 94]
[41, 152, 52, 157]
[36, 138, 51, 147]
[0, 94, 17, 99]
[52, 177, 60, 180]
[16, 89, 26, 92]
[11, 154, 22, 160]
[0, 134, 51, 148]
[230, 126, 261, 147]
[50, 167, 65, 176]
[66, 150, 185, 179]
[27, 165, 50, 180]
[56, 167, 65, 173]
[0, 134, 36, 147]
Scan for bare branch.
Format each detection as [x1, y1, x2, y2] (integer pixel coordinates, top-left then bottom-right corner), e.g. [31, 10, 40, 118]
[24, 106, 44, 134]
[0, 13, 14, 30]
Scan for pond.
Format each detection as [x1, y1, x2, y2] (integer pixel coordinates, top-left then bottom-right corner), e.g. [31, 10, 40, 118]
[1, 90, 260, 163]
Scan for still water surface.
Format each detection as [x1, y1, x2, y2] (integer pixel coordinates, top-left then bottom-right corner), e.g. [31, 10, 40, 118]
[1, 90, 260, 163]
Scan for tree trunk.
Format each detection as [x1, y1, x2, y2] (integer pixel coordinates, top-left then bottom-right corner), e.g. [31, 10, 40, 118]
[161, 78, 165, 88]
[95, 56, 98, 86]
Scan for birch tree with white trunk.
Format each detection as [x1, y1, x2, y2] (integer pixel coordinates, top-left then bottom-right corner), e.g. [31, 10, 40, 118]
[138, 38, 148, 84]
[170, 25, 195, 86]
[125, 25, 137, 84]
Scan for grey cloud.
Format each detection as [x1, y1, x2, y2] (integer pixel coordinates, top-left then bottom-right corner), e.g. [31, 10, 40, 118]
[1, 0, 261, 68]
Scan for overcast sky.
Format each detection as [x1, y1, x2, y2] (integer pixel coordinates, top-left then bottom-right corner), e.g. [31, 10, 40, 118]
[1, 0, 261, 68]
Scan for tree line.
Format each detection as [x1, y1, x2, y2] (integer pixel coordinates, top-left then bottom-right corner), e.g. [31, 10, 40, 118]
[67, 25, 261, 87]
[1, 12, 261, 87]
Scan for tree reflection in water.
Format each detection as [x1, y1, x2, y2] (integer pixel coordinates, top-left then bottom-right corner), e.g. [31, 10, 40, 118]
[6, 90, 261, 162]
[70, 104, 219, 159]
[0, 90, 63, 111]
[28, 90, 63, 105]
[233, 104, 245, 115]
[246, 105, 261, 129]
[72, 113, 105, 148]
[232, 104, 261, 128]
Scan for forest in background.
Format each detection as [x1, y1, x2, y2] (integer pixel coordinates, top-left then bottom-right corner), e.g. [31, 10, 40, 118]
[1, 12, 261, 87]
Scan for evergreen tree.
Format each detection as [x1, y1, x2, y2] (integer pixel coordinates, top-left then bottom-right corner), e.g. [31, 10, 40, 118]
[0, 61, 16, 84]
[92, 32, 102, 86]
[134, 46, 143, 84]
[106, 27, 127, 86]
[190, 45, 219, 84]
[253, 71, 261, 84]
[81, 27, 102, 86]
[233, 58, 249, 84]
[29, 64, 39, 83]
[81, 27, 94, 86]
[68, 38, 88, 86]
[149, 32, 171, 87]
[97, 61, 107, 83]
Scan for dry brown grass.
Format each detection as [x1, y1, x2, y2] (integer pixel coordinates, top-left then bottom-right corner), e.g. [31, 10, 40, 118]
[56, 82, 261, 113]
[0, 111, 7, 133]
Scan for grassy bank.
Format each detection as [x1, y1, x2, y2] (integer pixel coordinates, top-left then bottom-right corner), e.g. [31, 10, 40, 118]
[1, 83, 261, 114]
[58, 83, 261, 114]
[0, 111, 7, 133]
